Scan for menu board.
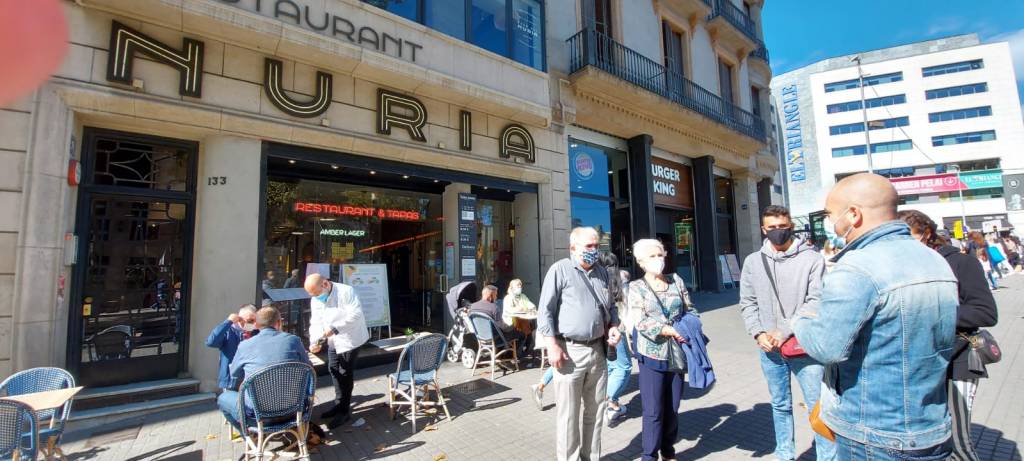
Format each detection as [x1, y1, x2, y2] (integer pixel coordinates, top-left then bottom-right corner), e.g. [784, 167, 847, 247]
[458, 193, 477, 281]
[342, 264, 391, 328]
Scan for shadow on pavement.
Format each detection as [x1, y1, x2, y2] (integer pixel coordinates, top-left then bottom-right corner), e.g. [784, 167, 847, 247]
[124, 441, 197, 461]
[691, 289, 740, 313]
[971, 423, 1021, 461]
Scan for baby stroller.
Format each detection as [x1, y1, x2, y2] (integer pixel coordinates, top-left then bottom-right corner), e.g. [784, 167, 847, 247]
[445, 281, 480, 368]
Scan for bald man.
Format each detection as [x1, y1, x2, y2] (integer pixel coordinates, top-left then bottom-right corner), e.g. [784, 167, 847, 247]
[305, 274, 368, 428]
[790, 174, 958, 460]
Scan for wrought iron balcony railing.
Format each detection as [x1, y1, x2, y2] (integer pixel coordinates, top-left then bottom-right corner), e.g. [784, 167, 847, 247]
[750, 41, 769, 63]
[567, 28, 766, 142]
[708, 0, 759, 44]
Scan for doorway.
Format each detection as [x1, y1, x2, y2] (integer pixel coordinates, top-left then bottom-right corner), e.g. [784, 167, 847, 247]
[68, 129, 197, 387]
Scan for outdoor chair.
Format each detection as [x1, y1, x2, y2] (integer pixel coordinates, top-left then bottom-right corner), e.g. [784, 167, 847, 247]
[387, 333, 451, 433]
[0, 367, 75, 460]
[237, 362, 316, 461]
[0, 399, 37, 461]
[468, 313, 520, 380]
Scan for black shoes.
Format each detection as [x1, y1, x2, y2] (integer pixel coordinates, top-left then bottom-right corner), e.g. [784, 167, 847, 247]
[327, 412, 351, 429]
[320, 404, 343, 419]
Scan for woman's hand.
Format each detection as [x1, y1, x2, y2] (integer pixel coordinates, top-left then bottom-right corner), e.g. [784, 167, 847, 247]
[660, 325, 685, 343]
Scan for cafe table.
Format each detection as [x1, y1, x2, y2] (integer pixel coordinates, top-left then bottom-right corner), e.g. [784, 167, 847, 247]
[370, 332, 430, 352]
[2, 386, 83, 461]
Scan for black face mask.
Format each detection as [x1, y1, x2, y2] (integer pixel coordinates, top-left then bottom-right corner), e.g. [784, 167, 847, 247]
[766, 228, 794, 246]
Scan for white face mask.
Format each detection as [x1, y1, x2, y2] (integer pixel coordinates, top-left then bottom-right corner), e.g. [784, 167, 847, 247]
[242, 323, 255, 332]
[510, 287, 522, 295]
[643, 257, 665, 275]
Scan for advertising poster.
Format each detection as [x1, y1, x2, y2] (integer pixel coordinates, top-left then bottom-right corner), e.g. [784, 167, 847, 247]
[725, 254, 742, 282]
[1003, 173, 1024, 212]
[342, 264, 391, 328]
[718, 255, 734, 286]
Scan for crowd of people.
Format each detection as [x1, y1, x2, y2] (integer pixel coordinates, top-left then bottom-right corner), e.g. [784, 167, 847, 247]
[205, 172, 1001, 461]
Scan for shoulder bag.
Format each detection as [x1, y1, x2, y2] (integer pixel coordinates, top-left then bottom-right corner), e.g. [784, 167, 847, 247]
[760, 253, 807, 359]
[641, 276, 687, 374]
[960, 330, 1001, 374]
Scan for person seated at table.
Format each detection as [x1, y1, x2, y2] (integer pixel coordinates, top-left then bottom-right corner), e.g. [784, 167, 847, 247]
[206, 304, 257, 391]
[470, 285, 525, 345]
[501, 278, 536, 327]
[218, 306, 312, 433]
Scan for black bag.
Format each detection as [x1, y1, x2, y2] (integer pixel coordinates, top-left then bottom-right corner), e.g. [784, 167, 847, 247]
[575, 268, 617, 361]
[961, 330, 1001, 374]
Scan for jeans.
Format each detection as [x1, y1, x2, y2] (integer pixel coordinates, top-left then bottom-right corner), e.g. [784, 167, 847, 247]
[759, 351, 836, 461]
[639, 363, 684, 461]
[327, 346, 360, 416]
[606, 339, 631, 403]
[218, 390, 246, 431]
[541, 367, 554, 386]
[836, 435, 952, 461]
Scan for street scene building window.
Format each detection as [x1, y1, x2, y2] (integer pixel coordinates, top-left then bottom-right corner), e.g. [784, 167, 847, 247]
[823, 71, 903, 92]
[826, 94, 906, 113]
[932, 130, 997, 146]
[568, 138, 631, 259]
[829, 116, 909, 135]
[928, 106, 992, 123]
[925, 82, 988, 99]
[922, 59, 984, 77]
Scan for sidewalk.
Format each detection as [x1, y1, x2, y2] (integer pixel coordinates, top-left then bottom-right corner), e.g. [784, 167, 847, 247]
[62, 278, 1024, 460]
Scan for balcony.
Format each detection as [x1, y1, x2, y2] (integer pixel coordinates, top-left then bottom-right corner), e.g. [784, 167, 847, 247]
[567, 28, 766, 143]
[750, 41, 769, 63]
[706, 0, 759, 51]
[748, 40, 771, 78]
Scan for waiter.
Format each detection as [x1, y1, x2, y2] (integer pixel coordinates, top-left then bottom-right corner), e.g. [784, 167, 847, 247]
[304, 273, 369, 428]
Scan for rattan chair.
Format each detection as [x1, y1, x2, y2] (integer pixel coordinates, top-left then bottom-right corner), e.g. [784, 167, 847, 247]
[468, 313, 520, 380]
[0, 399, 38, 461]
[0, 367, 74, 461]
[387, 333, 451, 433]
[237, 362, 316, 461]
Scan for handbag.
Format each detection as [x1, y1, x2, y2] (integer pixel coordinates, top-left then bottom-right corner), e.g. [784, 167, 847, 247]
[641, 276, 688, 374]
[960, 330, 1001, 374]
[760, 253, 807, 359]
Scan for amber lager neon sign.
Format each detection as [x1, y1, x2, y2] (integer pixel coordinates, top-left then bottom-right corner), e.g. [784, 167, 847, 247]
[294, 202, 420, 221]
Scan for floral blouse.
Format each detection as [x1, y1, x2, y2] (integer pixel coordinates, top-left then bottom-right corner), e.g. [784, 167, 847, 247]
[628, 275, 694, 361]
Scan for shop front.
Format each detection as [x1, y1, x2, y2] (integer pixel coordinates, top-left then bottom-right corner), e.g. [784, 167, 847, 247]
[650, 156, 698, 290]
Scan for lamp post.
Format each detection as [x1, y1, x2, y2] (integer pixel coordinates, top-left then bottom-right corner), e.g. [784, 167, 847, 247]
[852, 55, 874, 173]
[951, 164, 968, 235]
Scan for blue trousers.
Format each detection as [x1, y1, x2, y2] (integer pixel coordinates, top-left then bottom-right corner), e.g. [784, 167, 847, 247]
[759, 351, 836, 461]
[836, 435, 951, 461]
[218, 390, 245, 431]
[606, 338, 632, 403]
[639, 363, 684, 461]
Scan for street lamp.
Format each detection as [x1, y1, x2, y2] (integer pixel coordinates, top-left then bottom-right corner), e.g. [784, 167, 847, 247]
[950, 164, 968, 236]
[851, 55, 874, 173]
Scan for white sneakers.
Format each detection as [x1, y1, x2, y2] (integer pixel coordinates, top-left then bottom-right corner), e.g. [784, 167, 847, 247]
[605, 403, 628, 426]
[531, 384, 544, 410]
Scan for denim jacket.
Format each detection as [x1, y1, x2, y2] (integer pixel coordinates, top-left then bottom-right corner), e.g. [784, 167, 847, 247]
[791, 222, 958, 450]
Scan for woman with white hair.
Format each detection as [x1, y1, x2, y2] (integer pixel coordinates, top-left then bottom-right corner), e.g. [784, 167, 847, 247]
[628, 238, 693, 461]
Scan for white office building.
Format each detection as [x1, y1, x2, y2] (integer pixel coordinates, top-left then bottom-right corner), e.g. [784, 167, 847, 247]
[771, 34, 1024, 236]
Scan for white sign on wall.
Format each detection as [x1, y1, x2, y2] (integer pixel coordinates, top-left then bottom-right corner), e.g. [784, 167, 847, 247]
[342, 264, 391, 328]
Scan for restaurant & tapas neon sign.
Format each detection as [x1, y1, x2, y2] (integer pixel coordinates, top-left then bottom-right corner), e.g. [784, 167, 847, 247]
[293, 202, 421, 221]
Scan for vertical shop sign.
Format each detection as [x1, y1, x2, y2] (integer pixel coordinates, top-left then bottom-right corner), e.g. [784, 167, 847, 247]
[458, 193, 477, 281]
[1003, 173, 1024, 212]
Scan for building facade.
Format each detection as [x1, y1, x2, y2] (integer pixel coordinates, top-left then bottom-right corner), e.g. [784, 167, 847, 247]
[0, 0, 777, 396]
[772, 35, 1024, 236]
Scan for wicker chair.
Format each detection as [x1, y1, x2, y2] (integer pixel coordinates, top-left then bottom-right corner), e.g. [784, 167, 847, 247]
[387, 333, 451, 433]
[468, 313, 520, 380]
[237, 362, 316, 461]
[0, 399, 38, 461]
[0, 367, 74, 460]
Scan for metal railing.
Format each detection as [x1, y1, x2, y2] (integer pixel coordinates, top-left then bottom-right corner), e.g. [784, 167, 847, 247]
[708, 0, 759, 43]
[750, 41, 769, 63]
[567, 28, 766, 142]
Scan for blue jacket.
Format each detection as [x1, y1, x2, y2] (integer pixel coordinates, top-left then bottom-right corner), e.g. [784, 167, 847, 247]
[228, 328, 311, 391]
[673, 313, 714, 389]
[792, 222, 958, 450]
[205, 320, 244, 389]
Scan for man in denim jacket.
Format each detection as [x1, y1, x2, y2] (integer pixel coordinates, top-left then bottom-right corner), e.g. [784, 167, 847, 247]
[792, 174, 958, 460]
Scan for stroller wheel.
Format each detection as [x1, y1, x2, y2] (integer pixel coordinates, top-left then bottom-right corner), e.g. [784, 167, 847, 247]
[446, 347, 460, 363]
[461, 349, 477, 369]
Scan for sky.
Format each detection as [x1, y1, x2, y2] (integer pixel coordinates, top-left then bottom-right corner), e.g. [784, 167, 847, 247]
[763, 0, 1024, 106]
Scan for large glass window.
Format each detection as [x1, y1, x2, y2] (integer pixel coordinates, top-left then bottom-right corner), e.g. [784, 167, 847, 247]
[926, 82, 987, 100]
[826, 94, 906, 113]
[829, 116, 908, 135]
[714, 177, 735, 256]
[471, 0, 509, 58]
[426, 0, 467, 39]
[932, 130, 997, 147]
[922, 59, 983, 77]
[928, 106, 992, 123]
[511, 0, 543, 69]
[366, 0, 420, 22]
[824, 72, 902, 92]
[569, 138, 631, 261]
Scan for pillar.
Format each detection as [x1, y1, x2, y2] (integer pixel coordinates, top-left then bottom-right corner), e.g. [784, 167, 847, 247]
[733, 170, 763, 262]
[627, 134, 655, 239]
[692, 156, 721, 291]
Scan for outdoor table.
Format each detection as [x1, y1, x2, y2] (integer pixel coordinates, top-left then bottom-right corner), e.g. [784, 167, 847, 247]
[2, 386, 83, 461]
[370, 333, 430, 352]
[509, 311, 537, 336]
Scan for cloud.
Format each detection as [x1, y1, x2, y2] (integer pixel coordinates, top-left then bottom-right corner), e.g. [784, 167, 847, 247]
[990, 28, 1024, 84]
[926, 17, 966, 36]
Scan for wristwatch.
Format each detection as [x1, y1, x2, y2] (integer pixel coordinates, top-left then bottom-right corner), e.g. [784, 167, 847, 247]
[330, 326, 339, 335]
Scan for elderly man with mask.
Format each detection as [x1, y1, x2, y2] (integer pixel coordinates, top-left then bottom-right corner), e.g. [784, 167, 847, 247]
[791, 173, 958, 461]
[206, 304, 258, 391]
[305, 273, 369, 428]
[538, 226, 621, 461]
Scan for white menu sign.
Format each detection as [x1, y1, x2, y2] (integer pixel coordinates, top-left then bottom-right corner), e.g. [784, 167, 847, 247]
[341, 264, 391, 328]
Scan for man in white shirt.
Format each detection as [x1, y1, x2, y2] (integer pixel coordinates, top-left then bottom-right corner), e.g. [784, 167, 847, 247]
[305, 273, 369, 428]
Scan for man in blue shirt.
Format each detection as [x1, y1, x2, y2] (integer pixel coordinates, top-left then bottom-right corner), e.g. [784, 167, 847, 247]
[217, 306, 312, 432]
[205, 304, 257, 390]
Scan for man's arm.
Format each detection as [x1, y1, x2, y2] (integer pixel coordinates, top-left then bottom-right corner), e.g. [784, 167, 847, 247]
[330, 285, 364, 330]
[227, 344, 248, 390]
[292, 336, 313, 366]
[791, 266, 877, 364]
[205, 319, 232, 348]
[308, 299, 324, 341]
[738, 259, 765, 337]
[536, 265, 561, 337]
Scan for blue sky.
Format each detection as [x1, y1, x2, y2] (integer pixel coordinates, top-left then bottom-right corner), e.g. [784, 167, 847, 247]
[763, 0, 1024, 105]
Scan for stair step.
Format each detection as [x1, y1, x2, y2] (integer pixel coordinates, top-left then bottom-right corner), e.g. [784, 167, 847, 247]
[68, 392, 216, 423]
[73, 378, 200, 411]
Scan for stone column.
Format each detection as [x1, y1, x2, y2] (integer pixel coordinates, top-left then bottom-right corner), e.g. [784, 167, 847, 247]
[189, 135, 262, 391]
[733, 169, 763, 261]
[692, 156, 721, 292]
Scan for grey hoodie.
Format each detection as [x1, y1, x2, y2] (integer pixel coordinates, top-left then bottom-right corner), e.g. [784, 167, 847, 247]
[739, 236, 825, 339]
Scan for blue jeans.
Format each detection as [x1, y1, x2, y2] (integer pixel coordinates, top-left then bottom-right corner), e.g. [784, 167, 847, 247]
[218, 390, 244, 431]
[606, 338, 631, 403]
[759, 351, 836, 461]
[541, 366, 554, 386]
[836, 434, 951, 461]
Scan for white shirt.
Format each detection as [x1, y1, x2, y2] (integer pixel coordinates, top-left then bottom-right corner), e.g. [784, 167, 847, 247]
[308, 282, 369, 353]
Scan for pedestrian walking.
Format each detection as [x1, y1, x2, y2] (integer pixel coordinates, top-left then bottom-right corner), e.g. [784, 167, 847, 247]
[899, 210, 998, 461]
[305, 273, 370, 428]
[628, 239, 693, 461]
[739, 205, 835, 461]
[976, 248, 998, 290]
[537, 227, 622, 461]
[600, 254, 632, 427]
[791, 174, 958, 460]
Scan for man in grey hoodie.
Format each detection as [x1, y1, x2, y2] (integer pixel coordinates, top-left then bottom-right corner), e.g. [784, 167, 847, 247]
[739, 205, 835, 461]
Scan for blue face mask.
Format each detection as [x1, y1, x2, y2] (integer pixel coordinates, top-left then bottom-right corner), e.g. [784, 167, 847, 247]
[578, 248, 600, 266]
[315, 286, 330, 303]
[823, 213, 852, 249]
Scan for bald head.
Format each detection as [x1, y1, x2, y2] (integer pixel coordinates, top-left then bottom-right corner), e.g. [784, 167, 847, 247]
[825, 173, 899, 244]
[304, 273, 331, 298]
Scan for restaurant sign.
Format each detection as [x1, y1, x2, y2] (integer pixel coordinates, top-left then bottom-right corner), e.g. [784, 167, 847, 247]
[890, 169, 1002, 196]
[651, 157, 693, 209]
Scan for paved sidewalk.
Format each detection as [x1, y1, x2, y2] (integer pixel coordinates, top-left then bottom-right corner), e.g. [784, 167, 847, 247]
[62, 278, 1024, 460]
